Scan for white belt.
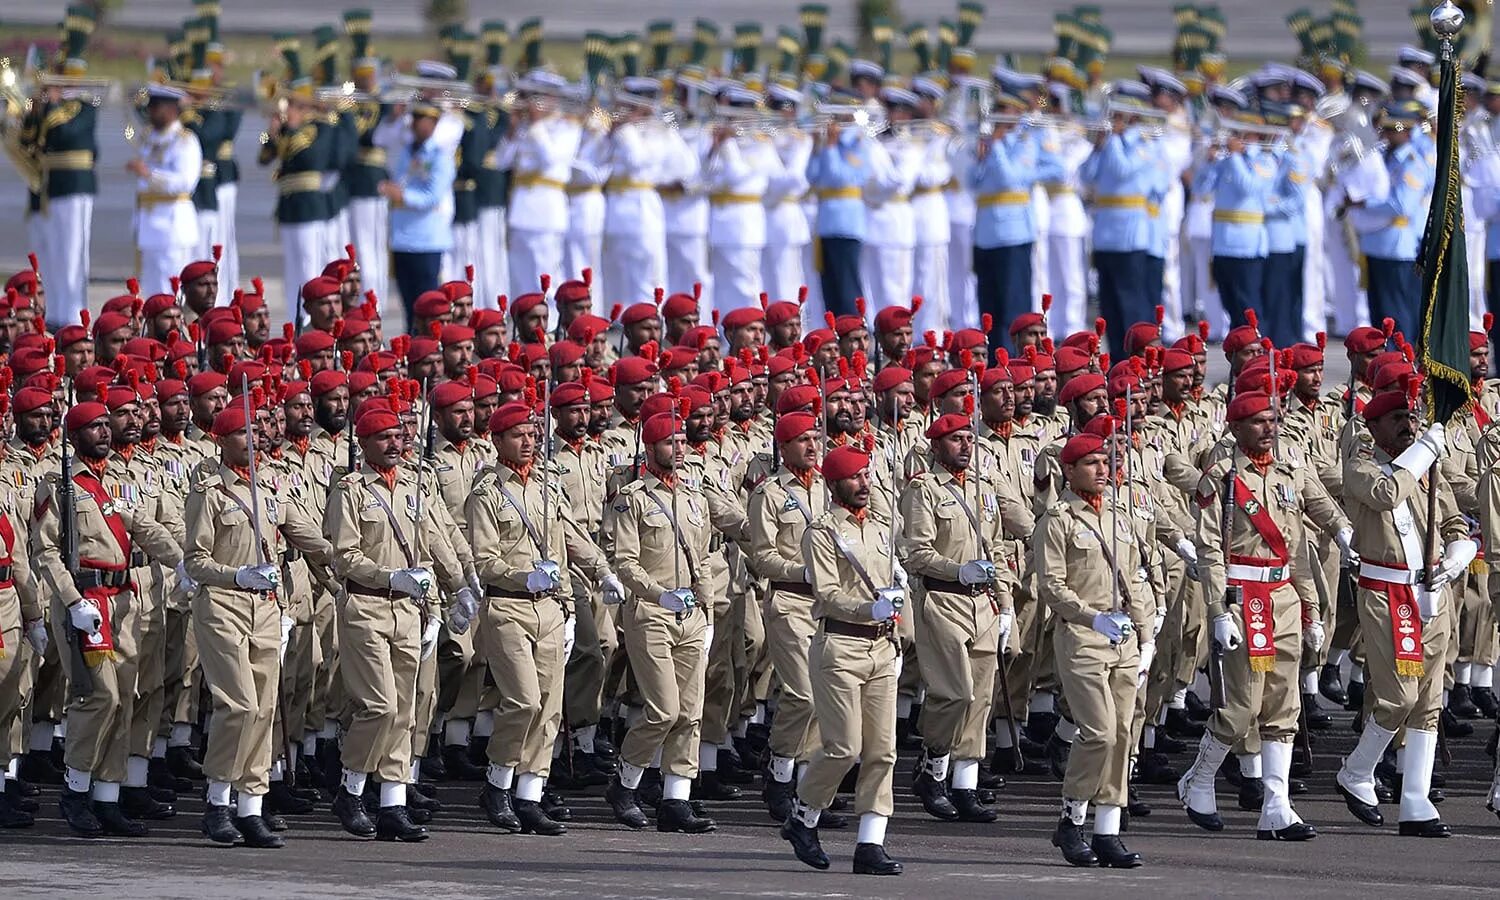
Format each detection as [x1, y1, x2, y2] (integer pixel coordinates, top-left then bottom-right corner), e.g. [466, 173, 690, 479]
[1358, 562, 1421, 585]
[1225, 564, 1289, 583]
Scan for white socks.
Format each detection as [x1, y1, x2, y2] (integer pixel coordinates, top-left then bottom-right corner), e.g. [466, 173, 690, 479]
[207, 780, 232, 807]
[951, 759, 980, 791]
[236, 792, 263, 817]
[444, 718, 472, 747]
[995, 720, 1015, 749]
[379, 781, 406, 808]
[515, 773, 544, 803]
[170, 723, 193, 747]
[857, 813, 888, 845]
[618, 760, 644, 790]
[151, 736, 168, 759]
[1239, 752, 1262, 779]
[770, 756, 795, 784]
[91, 781, 120, 802]
[474, 711, 495, 738]
[1054, 718, 1079, 743]
[65, 767, 91, 794]
[1031, 691, 1056, 714]
[1477, 665, 1496, 689]
[125, 755, 149, 788]
[698, 742, 719, 772]
[1093, 804, 1122, 836]
[1301, 670, 1318, 695]
[1062, 797, 1088, 825]
[793, 799, 820, 829]
[28, 726, 53, 752]
[663, 774, 691, 801]
[926, 753, 951, 781]
[1456, 662, 1472, 685]
[342, 769, 367, 797]
[487, 764, 515, 790]
[575, 724, 597, 754]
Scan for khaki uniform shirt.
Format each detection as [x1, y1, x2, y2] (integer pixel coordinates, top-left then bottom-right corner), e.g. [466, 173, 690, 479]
[803, 505, 896, 625]
[608, 471, 712, 618]
[1034, 489, 1153, 635]
[467, 462, 575, 609]
[324, 463, 466, 608]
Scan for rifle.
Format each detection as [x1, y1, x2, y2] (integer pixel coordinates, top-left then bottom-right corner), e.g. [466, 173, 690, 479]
[1210, 375, 1238, 711]
[58, 375, 93, 701]
[535, 327, 555, 569]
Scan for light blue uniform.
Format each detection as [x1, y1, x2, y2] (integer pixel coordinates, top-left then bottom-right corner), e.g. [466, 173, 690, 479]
[390, 138, 456, 254]
[969, 129, 1060, 249]
[806, 130, 870, 241]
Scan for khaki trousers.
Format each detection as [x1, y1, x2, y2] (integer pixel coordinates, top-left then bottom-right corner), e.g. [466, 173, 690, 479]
[1207, 583, 1303, 746]
[1359, 585, 1451, 733]
[435, 618, 477, 716]
[1146, 558, 1188, 721]
[338, 592, 420, 783]
[128, 578, 166, 759]
[916, 588, 1000, 759]
[54, 590, 139, 783]
[700, 593, 740, 746]
[194, 587, 281, 794]
[1459, 571, 1498, 665]
[306, 588, 338, 732]
[619, 601, 707, 778]
[160, 604, 200, 735]
[0, 587, 24, 757]
[1054, 622, 1137, 808]
[479, 594, 565, 775]
[740, 586, 773, 719]
[763, 588, 820, 762]
[564, 588, 618, 727]
[798, 631, 899, 817]
[1000, 583, 1046, 718]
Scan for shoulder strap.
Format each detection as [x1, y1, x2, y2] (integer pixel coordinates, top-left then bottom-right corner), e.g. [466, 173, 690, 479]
[941, 479, 992, 557]
[365, 483, 417, 568]
[215, 481, 274, 565]
[1231, 474, 1290, 563]
[642, 489, 699, 587]
[495, 481, 546, 559]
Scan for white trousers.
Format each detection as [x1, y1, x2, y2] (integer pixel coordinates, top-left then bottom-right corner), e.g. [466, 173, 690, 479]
[1161, 231, 1184, 343]
[347, 196, 389, 309]
[1048, 234, 1089, 340]
[216, 183, 239, 293]
[667, 235, 711, 308]
[948, 224, 977, 330]
[475, 207, 508, 311]
[195, 209, 221, 272]
[511, 229, 565, 299]
[1323, 215, 1368, 334]
[443, 221, 482, 284]
[1186, 236, 1228, 340]
[1031, 231, 1050, 308]
[710, 245, 761, 322]
[911, 242, 950, 335]
[799, 241, 824, 324]
[1468, 226, 1489, 329]
[140, 244, 196, 301]
[862, 244, 914, 320]
[281, 222, 328, 323]
[1301, 194, 1325, 341]
[40, 194, 92, 327]
[761, 242, 806, 304]
[325, 210, 351, 268]
[561, 230, 601, 297]
[605, 232, 665, 308]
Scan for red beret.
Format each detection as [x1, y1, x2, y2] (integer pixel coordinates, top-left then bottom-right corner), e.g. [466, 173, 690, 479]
[279, 380, 310, 404]
[1061, 331, 1096, 350]
[925, 413, 973, 441]
[768, 352, 799, 378]
[470, 309, 506, 333]
[981, 364, 1012, 389]
[929, 368, 971, 400]
[210, 405, 248, 436]
[1010, 312, 1045, 336]
[660, 293, 697, 320]
[440, 324, 475, 345]
[188, 371, 228, 397]
[776, 385, 820, 414]
[766, 301, 802, 328]
[359, 351, 402, 374]
[227, 361, 267, 391]
[1173, 334, 1205, 354]
[5, 269, 38, 294]
[639, 393, 677, 422]
[155, 378, 187, 399]
[440, 280, 473, 301]
[1061, 433, 1106, 465]
[612, 356, 659, 386]
[101, 295, 137, 316]
[821, 445, 869, 482]
[1227, 390, 1273, 422]
[641, 412, 683, 445]
[1054, 347, 1093, 376]
[774, 412, 818, 444]
[10, 348, 51, 378]
[1223, 325, 1261, 355]
[873, 365, 912, 393]
[1029, 352, 1055, 371]
[322, 258, 354, 282]
[1124, 322, 1160, 354]
[1344, 326, 1386, 354]
[549, 340, 585, 367]
[429, 381, 474, 409]
[587, 379, 613, 403]
[92, 311, 131, 338]
[555, 279, 591, 305]
[13, 387, 53, 415]
[511, 292, 547, 318]
[949, 329, 986, 353]
[566, 314, 610, 343]
[56, 324, 89, 349]
[301, 276, 342, 302]
[1059, 373, 1106, 406]
[550, 381, 589, 407]
[833, 315, 866, 337]
[488, 401, 535, 435]
[413, 291, 452, 319]
[1371, 361, 1414, 391]
[122, 337, 166, 362]
[74, 366, 115, 397]
[348, 371, 378, 395]
[294, 330, 336, 357]
[680, 384, 714, 413]
[233, 290, 265, 314]
[1362, 390, 1411, 423]
[1162, 348, 1195, 373]
[355, 410, 401, 437]
[620, 302, 660, 326]
[64, 401, 109, 432]
[405, 338, 439, 363]
[874, 304, 914, 334]
[1007, 362, 1036, 385]
[802, 328, 833, 354]
[723, 308, 765, 331]
[1289, 342, 1323, 370]
[180, 260, 216, 283]
[23, 371, 61, 392]
[1472, 331, 1489, 351]
[1082, 415, 1118, 438]
[310, 370, 347, 398]
[205, 319, 242, 346]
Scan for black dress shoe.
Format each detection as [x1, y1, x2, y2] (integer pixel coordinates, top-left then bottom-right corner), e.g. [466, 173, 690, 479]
[95, 800, 149, 837]
[1127, 783, 1152, 818]
[10, 776, 36, 797]
[977, 769, 1006, 791]
[1164, 707, 1205, 739]
[1184, 804, 1224, 831]
[405, 804, 432, 826]
[763, 776, 795, 821]
[1153, 732, 1187, 755]
[266, 812, 290, 832]
[1052, 817, 1097, 866]
[1238, 777, 1265, 811]
[60, 788, 103, 837]
[1398, 818, 1451, 838]
[606, 776, 649, 829]
[913, 770, 960, 820]
[514, 798, 567, 835]
[234, 814, 286, 848]
[1449, 684, 1480, 718]
[781, 815, 829, 869]
[20, 749, 63, 785]
[1303, 696, 1333, 731]
[441, 744, 487, 782]
[1025, 711, 1060, 744]
[657, 798, 716, 833]
[951, 788, 998, 823]
[1318, 664, 1348, 705]
[1432, 770, 1446, 788]
[990, 746, 1048, 776]
[410, 780, 437, 800]
[375, 806, 429, 841]
[167, 745, 204, 781]
[853, 842, 903, 875]
[0, 793, 35, 828]
[268, 781, 315, 815]
[638, 769, 663, 810]
[1344, 679, 1365, 713]
[408, 787, 442, 814]
[1336, 782, 1384, 827]
[1257, 821, 1317, 841]
[1045, 735, 1071, 779]
[1184, 691, 1213, 721]
[1136, 751, 1180, 785]
[564, 749, 610, 787]
[201, 803, 238, 844]
[1474, 687, 1500, 719]
[478, 782, 520, 832]
[697, 771, 742, 801]
[147, 757, 184, 796]
[717, 750, 755, 785]
[819, 809, 849, 829]
[120, 785, 175, 820]
[593, 726, 619, 762]
[4, 778, 39, 813]
[332, 791, 376, 837]
[1091, 834, 1142, 868]
[1441, 708, 1474, 738]
[541, 791, 572, 822]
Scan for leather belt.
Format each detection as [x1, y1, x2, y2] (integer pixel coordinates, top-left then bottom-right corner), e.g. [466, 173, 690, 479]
[924, 577, 984, 595]
[285, 548, 304, 562]
[0, 565, 15, 584]
[347, 582, 401, 599]
[1225, 564, 1289, 583]
[769, 580, 813, 597]
[823, 618, 896, 640]
[485, 586, 547, 601]
[129, 550, 148, 568]
[976, 191, 1029, 207]
[1358, 561, 1425, 585]
[76, 569, 129, 590]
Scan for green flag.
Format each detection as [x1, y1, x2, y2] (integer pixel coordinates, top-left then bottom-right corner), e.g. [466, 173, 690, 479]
[1416, 44, 1474, 424]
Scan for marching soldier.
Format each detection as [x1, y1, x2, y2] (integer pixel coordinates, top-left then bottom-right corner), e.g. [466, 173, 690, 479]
[131, 85, 202, 296]
[0, 392, 47, 828]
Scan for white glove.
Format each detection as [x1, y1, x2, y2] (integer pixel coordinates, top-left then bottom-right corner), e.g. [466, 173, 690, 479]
[69, 599, 102, 637]
[24, 619, 48, 656]
[1091, 611, 1128, 643]
[234, 564, 280, 592]
[279, 615, 294, 664]
[174, 561, 199, 594]
[390, 567, 434, 599]
[1174, 538, 1200, 579]
[449, 587, 479, 634]
[998, 610, 1014, 653]
[958, 560, 997, 586]
[1392, 422, 1445, 477]
[1335, 527, 1360, 568]
[892, 560, 910, 591]
[601, 571, 625, 605]
[467, 570, 483, 599]
[1212, 612, 1243, 651]
[801, 565, 812, 585]
[704, 623, 715, 651]
[562, 616, 576, 659]
[1153, 607, 1167, 638]
[658, 588, 695, 613]
[871, 587, 905, 621]
[420, 614, 442, 660]
[1137, 641, 1157, 687]
[1430, 538, 1479, 590]
[526, 562, 562, 594]
[1418, 587, 1442, 622]
[1303, 619, 1326, 654]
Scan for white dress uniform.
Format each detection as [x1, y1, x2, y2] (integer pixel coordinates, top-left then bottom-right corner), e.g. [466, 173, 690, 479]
[1030, 142, 1052, 312]
[705, 132, 780, 319]
[861, 135, 917, 317]
[945, 140, 979, 330]
[215, 180, 239, 299]
[1461, 113, 1490, 327]
[1324, 141, 1388, 334]
[565, 125, 609, 298]
[1045, 127, 1093, 340]
[1295, 117, 1333, 340]
[134, 118, 203, 295]
[501, 111, 582, 298]
[762, 126, 813, 304]
[603, 120, 671, 304]
[664, 123, 712, 303]
[1183, 140, 1224, 338]
[1157, 114, 1195, 342]
[911, 129, 953, 336]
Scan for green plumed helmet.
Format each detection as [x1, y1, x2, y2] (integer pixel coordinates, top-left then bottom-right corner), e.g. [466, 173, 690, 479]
[518, 17, 544, 72]
[691, 19, 719, 66]
[800, 4, 828, 56]
[648, 21, 675, 72]
[957, 1, 985, 46]
[905, 22, 933, 74]
[481, 21, 507, 69]
[615, 32, 642, 79]
[733, 22, 762, 74]
[776, 27, 801, 75]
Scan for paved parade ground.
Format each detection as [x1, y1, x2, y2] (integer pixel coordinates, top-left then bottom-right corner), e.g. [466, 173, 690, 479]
[3, 708, 1499, 898]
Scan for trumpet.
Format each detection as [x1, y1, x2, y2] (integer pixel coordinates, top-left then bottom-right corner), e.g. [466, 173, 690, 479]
[885, 119, 951, 140]
[807, 101, 887, 137]
[384, 72, 482, 107]
[36, 72, 110, 105]
[1212, 119, 1293, 154]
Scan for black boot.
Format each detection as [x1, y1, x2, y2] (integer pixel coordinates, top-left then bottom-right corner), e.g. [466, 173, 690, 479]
[375, 805, 429, 841]
[148, 756, 185, 796]
[318, 741, 344, 795]
[593, 724, 619, 762]
[1303, 695, 1332, 731]
[268, 780, 315, 815]
[201, 803, 239, 844]
[1238, 777, 1265, 811]
[234, 813, 286, 848]
[541, 790, 572, 822]
[607, 775, 650, 829]
[478, 782, 520, 832]
[1164, 707, 1205, 739]
[696, 770, 742, 801]
[20, 749, 62, 785]
[407, 786, 442, 815]
[421, 737, 447, 782]
[951, 788, 998, 823]
[1136, 751, 1180, 785]
[442, 743, 487, 781]
[1045, 734, 1072, 779]
[120, 785, 175, 820]
[1319, 663, 1348, 705]
[1449, 683, 1480, 718]
[0, 792, 34, 828]
[638, 768, 663, 810]
[852, 842, 903, 876]
[1398, 817, 1452, 838]
[780, 813, 829, 869]
[1091, 834, 1143, 868]
[657, 798, 716, 833]
[4, 778, 38, 813]
[514, 797, 566, 835]
[94, 799, 149, 837]
[1344, 679, 1365, 712]
[990, 745, 1047, 776]
[1127, 782, 1152, 817]
[1025, 710, 1059, 743]
[1475, 687, 1500, 719]
[763, 774, 795, 821]
[410, 780, 437, 800]
[466, 735, 489, 768]
[59, 787, 103, 837]
[166, 745, 204, 781]
[1257, 821, 1318, 841]
[1335, 780, 1384, 826]
[913, 769, 959, 821]
[565, 749, 609, 787]
[1152, 732, 1187, 754]
[332, 790, 376, 837]
[1441, 708, 1475, 738]
[1184, 690, 1213, 721]
[1051, 817, 1097, 867]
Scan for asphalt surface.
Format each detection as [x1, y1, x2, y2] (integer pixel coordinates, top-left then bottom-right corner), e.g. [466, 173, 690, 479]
[3, 705, 1500, 898]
